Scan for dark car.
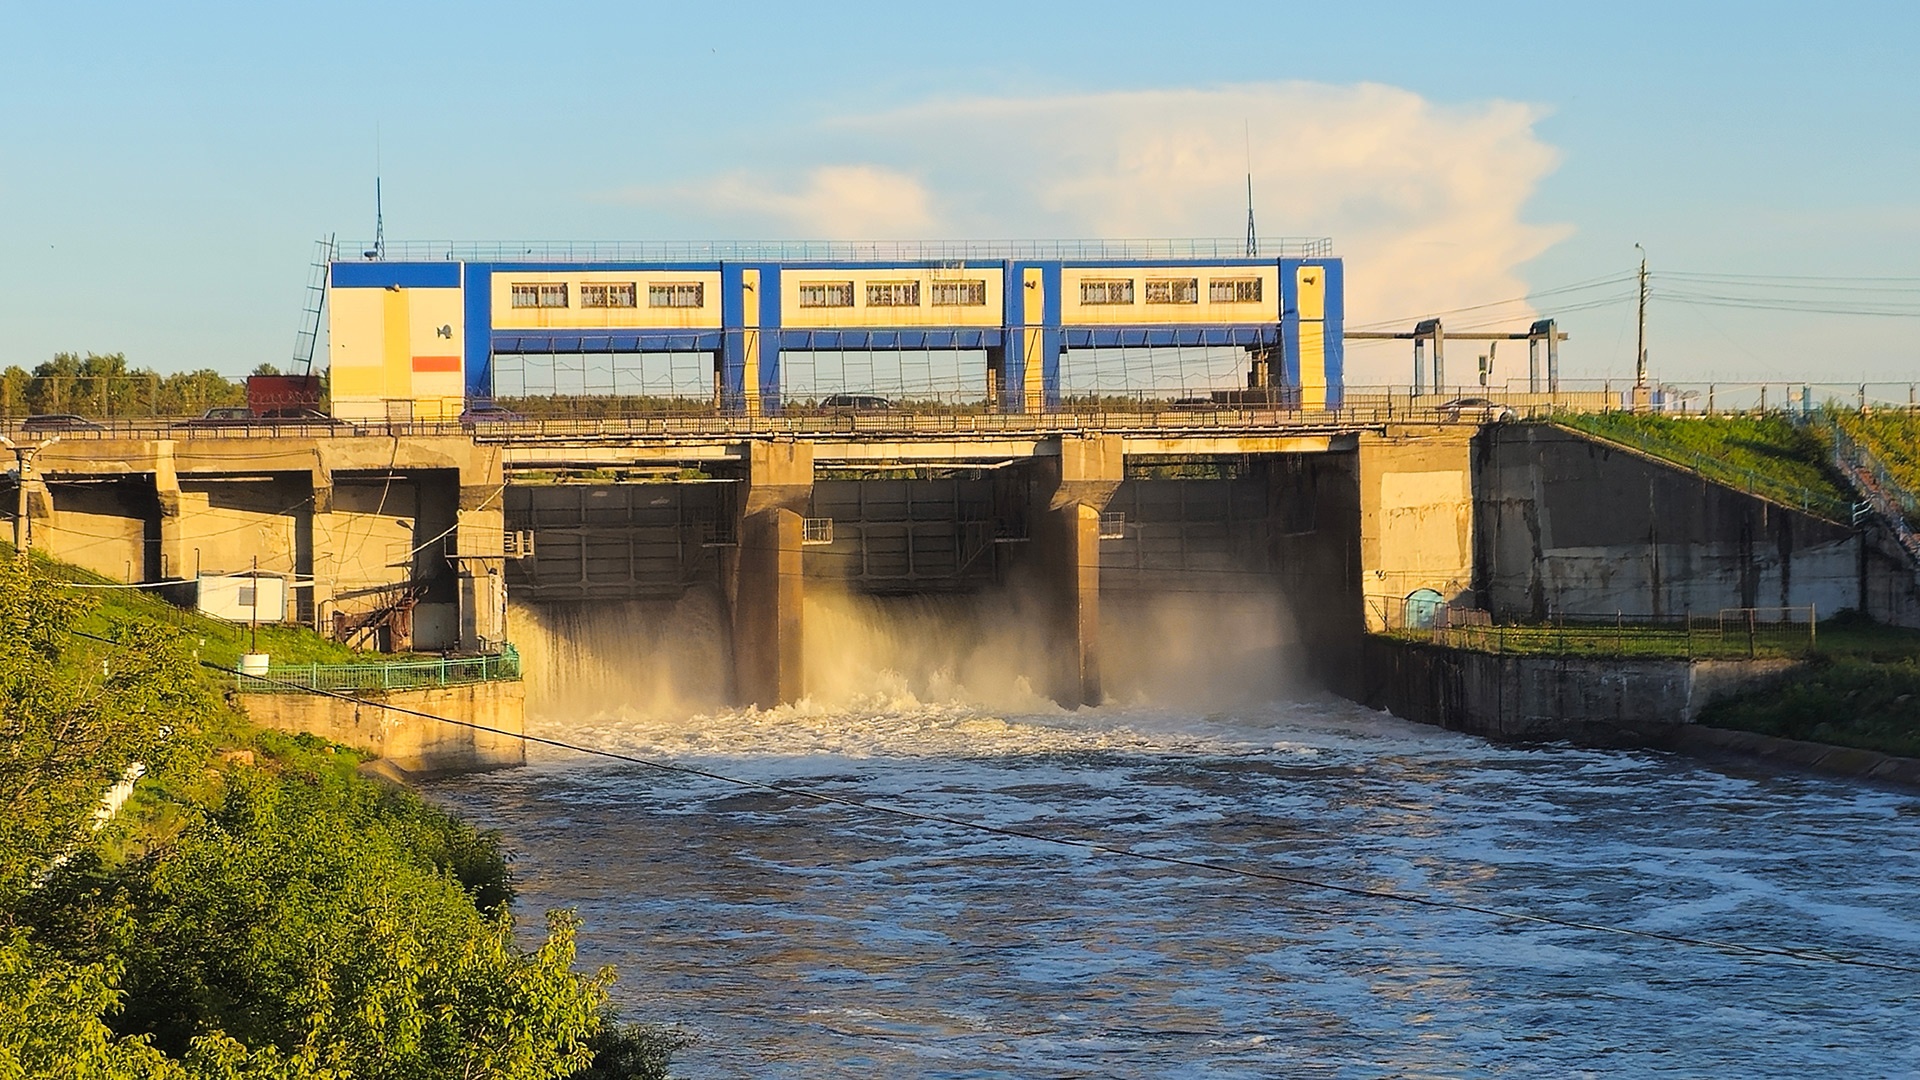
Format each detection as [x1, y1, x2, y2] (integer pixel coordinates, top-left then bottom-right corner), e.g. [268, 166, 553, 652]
[1436, 397, 1518, 423]
[459, 403, 525, 427]
[20, 413, 104, 433]
[174, 407, 258, 429]
[1168, 396, 1222, 411]
[820, 394, 895, 411]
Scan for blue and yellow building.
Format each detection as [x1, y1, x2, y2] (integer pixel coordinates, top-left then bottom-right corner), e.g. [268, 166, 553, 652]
[327, 241, 1342, 420]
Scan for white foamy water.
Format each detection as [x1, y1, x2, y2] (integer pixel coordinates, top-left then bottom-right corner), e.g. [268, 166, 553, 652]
[442, 594, 1920, 1076]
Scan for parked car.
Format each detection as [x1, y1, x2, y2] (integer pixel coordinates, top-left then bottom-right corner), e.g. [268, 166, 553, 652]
[1168, 396, 1222, 411]
[20, 413, 104, 433]
[820, 393, 895, 411]
[459, 402, 525, 427]
[1436, 397, 1518, 423]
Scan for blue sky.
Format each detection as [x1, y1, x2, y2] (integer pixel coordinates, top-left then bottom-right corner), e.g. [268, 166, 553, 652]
[2, 1, 1916, 388]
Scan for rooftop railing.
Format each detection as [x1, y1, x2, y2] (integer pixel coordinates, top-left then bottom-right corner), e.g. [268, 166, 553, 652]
[337, 237, 1336, 263]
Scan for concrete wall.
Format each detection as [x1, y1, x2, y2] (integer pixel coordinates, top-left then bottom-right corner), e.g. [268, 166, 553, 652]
[1358, 431, 1477, 623]
[1359, 635, 1794, 743]
[27, 435, 505, 650]
[240, 679, 525, 776]
[1473, 424, 1920, 623]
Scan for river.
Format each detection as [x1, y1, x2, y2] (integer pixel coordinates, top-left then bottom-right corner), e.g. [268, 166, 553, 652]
[427, 593, 1920, 1076]
[433, 702, 1920, 1075]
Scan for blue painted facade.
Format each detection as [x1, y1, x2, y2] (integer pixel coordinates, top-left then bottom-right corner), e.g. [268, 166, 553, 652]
[332, 254, 1344, 414]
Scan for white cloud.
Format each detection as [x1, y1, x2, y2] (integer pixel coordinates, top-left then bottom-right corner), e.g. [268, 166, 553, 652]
[633, 164, 938, 240]
[622, 82, 1570, 382]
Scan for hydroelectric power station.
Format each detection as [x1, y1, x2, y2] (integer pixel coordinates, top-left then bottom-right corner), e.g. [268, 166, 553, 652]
[13, 238, 1920, 768]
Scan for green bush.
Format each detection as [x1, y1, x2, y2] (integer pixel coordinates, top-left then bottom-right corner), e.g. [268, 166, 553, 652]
[0, 560, 679, 1079]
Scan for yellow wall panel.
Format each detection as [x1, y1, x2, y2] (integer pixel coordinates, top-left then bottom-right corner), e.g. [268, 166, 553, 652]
[1296, 265, 1326, 321]
[405, 287, 464, 366]
[381, 289, 411, 400]
[491, 270, 722, 330]
[1299, 322, 1327, 410]
[781, 267, 1004, 329]
[1060, 266, 1279, 326]
[741, 268, 761, 415]
[328, 288, 387, 371]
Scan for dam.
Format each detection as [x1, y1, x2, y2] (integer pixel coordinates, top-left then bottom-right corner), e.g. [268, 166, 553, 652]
[15, 236, 1920, 730]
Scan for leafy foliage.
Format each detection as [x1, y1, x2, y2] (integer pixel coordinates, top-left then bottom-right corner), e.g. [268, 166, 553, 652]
[0, 352, 246, 419]
[0, 561, 681, 1079]
[0, 559, 209, 905]
[1697, 654, 1920, 758]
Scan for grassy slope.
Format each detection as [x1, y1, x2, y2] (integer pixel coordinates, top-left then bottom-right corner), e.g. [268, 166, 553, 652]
[1696, 617, 1920, 759]
[1838, 410, 1920, 502]
[1555, 412, 1850, 517]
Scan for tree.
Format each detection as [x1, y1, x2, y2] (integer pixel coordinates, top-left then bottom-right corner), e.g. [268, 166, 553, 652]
[0, 561, 204, 905]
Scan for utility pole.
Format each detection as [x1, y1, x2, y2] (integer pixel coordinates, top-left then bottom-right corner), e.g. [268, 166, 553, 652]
[1, 435, 57, 562]
[1634, 243, 1649, 390]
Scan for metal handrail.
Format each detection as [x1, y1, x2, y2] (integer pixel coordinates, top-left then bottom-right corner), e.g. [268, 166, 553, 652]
[236, 644, 521, 694]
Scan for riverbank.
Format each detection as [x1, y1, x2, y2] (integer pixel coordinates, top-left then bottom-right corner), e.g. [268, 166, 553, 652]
[1358, 622, 1920, 789]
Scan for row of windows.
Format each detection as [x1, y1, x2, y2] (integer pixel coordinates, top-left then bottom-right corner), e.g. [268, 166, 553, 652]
[796, 280, 991, 309]
[506, 275, 1262, 311]
[1081, 277, 1265, 306]
[509, 282, 707, 310]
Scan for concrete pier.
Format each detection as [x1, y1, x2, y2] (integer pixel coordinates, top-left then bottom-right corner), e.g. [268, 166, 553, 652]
[729, 441, 813, 707]
[1028, 435, 1123, 707]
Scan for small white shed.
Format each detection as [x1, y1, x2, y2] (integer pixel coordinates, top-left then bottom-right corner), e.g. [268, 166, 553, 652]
[196, 573, 288, 623]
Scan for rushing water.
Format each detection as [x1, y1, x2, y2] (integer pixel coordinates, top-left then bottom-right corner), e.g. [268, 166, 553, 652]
[429, 596, 1920, 1077]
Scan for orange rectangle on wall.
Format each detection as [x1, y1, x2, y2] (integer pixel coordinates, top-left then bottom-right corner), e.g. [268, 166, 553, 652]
[411, 355, 461, 373]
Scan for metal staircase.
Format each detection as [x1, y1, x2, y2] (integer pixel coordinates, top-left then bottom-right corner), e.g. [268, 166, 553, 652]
[1808, 411, 1920, 564]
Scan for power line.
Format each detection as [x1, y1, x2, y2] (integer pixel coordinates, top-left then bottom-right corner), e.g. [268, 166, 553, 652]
[70, 621, 1917, 977]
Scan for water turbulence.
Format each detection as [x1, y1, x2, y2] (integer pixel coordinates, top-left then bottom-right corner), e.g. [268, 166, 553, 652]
[509, 588, 733, 721]
[462, 541, 1919, 1075]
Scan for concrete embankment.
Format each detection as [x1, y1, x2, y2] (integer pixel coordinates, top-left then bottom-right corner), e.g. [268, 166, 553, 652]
[240, 680, 526, 778]
[1356, 636, 1920, 787]
[1357, 635, 1794, 744]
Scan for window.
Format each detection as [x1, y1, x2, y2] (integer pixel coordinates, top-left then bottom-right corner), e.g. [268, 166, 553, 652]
[580, 282, 638, 308]
[865, 281, 921, 307]
[647, 282, 705, 308]
[237, 585, 256, 608]
[798, 281, 855, 308]
[1079, 279, 1135, 305]
[1145, 278, 1200, 304]
[1210, 277, 1263, 303]
[931, 280, 988, 306]
[510, 282, 568, 309]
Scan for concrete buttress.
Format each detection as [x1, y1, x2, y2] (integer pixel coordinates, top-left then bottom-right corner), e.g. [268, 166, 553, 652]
[1030, 435, 1123, 707]
[731, 441, 813, 707]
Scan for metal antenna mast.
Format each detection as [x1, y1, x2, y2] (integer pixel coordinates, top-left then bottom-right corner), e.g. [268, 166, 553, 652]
[1634, 242, 1649, 388]
[1244, 121, 1258, 256]
[366, 125, 385, 260]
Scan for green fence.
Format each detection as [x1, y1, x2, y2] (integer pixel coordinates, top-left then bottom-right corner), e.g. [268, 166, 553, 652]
[236, 645, 521, 694]
[1371, 597, 1818, 660]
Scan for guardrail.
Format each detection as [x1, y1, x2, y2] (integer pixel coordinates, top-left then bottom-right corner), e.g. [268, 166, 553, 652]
[339, 237, 1338, 262]
[235, 645, 521, 694]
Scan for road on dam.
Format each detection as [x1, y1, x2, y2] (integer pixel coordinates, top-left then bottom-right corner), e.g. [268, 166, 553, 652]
[427, 677, 1920, 1076]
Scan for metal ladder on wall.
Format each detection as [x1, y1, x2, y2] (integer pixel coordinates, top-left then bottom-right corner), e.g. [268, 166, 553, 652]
[291, 235, 335, 375]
